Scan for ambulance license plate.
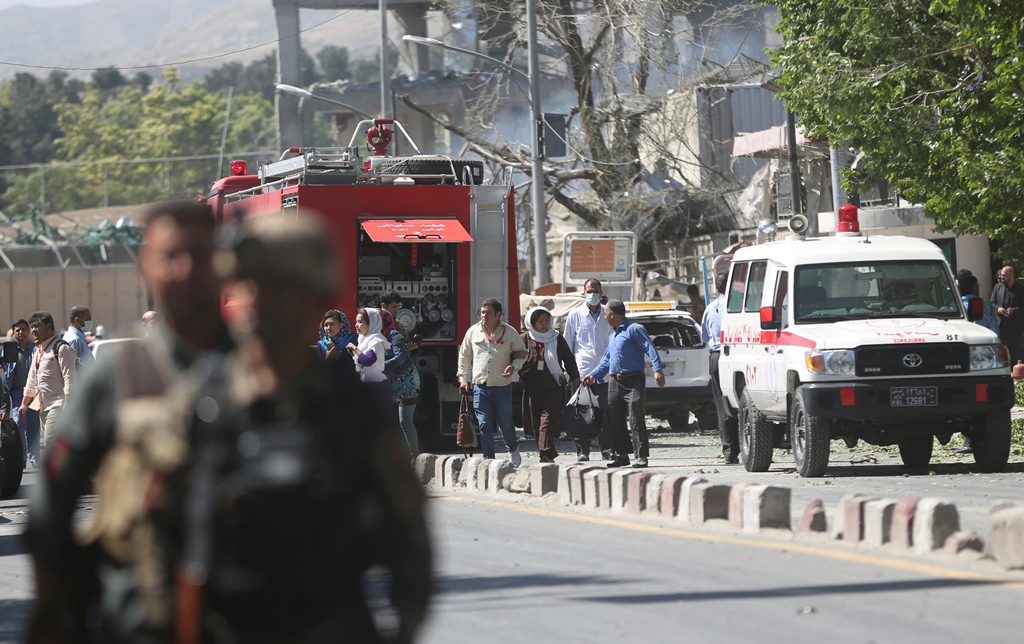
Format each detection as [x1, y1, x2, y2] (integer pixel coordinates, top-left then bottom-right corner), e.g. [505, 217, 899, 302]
[890, 387, 937, 407]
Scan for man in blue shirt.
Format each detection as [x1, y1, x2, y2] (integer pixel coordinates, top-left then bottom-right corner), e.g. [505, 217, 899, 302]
[701, 271, 739, 464]
[5, 319, 39, 465]
[63, 305, 95, 370]
[583, 299, 665, 468]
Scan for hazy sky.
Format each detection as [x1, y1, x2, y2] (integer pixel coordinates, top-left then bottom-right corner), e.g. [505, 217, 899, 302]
[0, 0, 95, 9]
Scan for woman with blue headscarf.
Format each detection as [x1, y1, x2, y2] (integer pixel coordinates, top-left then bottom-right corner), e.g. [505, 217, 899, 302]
[318, 309, 359, 369]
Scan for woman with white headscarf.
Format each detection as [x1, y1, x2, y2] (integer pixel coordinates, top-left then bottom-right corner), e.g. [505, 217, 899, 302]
[519, 306, 580, 463]
[348, 307, 393, 405]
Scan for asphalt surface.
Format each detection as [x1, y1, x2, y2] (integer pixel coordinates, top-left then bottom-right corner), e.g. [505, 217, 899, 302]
[3, 460, 1024, 643]
[0, 470, 34, 643]
[490, 425, 1024, 536]
[419, 491, 1024, 643]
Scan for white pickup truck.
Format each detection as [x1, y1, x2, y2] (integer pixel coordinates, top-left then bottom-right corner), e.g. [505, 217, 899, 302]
[718, 232, 1013, 477]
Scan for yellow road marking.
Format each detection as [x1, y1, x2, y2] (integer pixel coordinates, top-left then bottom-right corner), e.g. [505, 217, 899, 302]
[433, 493, 1024, 587]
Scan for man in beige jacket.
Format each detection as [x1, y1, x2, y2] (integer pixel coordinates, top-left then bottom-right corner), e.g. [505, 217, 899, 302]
[458, 298, 527, 465]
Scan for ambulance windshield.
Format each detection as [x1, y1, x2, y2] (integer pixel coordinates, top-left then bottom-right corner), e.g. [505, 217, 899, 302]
[793, 260, 960, 323]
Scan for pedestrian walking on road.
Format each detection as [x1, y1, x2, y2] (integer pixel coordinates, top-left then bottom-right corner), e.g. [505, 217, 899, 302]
[18, 311, 75, 453]
[5, 319, 39, 464]
[702, 271, 740, 464]
[63, 304, 95, 370]
[457, 298, 527, 466]
[520, 306, 579, 463]
[582, 299, 665, 468]
[990, 265, 1024, 366]
[349, 307, 394, 406]
[563, 278, 615, 461]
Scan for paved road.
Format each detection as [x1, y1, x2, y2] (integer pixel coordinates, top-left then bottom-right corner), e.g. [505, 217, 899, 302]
[492, 430, 1024, 536]
[419, 491, 1024, 644]
[0, 470, 34, 643]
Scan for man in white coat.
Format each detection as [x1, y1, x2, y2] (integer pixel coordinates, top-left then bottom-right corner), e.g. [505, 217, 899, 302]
[563, 278, 614, 461]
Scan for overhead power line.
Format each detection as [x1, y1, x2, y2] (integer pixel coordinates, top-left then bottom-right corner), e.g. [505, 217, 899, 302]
[0, 8, 354, 72]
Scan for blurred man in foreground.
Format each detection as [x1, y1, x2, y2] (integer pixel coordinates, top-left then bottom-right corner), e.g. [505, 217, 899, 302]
[25, 208, 431, 643]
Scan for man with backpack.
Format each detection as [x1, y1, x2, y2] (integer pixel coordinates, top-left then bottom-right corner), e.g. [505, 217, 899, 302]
[18, 310, 76, 453]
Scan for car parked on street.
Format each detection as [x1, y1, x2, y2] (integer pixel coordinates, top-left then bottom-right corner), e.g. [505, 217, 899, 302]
[625, 301, 717, 431]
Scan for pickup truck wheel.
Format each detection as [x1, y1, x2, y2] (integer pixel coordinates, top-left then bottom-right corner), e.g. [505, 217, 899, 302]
[897, 436, 933, 469]
[791, 389, 830, 478]
[973, 410, 1011, 473]
[738, 389, 772, 472]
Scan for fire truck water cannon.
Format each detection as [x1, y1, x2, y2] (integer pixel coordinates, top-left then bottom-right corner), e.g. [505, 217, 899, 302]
[366, 119, 394, 156]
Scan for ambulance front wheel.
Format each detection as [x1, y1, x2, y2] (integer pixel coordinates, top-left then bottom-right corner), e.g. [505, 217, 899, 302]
[791, 388, 831, 478]
[738, 389, 772, 472]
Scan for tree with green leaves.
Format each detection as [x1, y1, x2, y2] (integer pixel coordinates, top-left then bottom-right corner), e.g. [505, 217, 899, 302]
[205, 50, 322, 102]
[770, 0, 1024, 260]
[2, 68, 275, 217]
[317, 45, 351, 82]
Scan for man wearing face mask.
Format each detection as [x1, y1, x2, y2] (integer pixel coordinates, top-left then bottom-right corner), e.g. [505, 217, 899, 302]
[563, 278, 614, 461]
[63, 305, 96, 370]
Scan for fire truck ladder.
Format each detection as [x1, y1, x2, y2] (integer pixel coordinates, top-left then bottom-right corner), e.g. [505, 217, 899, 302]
[470, 173, 514, 314]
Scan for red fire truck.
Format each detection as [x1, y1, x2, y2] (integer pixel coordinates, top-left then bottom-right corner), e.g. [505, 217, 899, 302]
[205, 118, 521, 450]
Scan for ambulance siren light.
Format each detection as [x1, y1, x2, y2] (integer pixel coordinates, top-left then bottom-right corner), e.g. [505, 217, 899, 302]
[837, 204, 860, 235]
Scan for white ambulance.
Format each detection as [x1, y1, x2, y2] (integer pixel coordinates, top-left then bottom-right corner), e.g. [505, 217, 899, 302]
[718, 210, 1013, 477]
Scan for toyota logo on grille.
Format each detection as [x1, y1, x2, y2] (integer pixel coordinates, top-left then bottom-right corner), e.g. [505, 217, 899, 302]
[902, 353, 923, 368]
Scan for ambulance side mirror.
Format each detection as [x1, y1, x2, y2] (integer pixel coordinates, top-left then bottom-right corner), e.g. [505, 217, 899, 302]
[759, 306, 780, 331]
[967, 297, 984, 322]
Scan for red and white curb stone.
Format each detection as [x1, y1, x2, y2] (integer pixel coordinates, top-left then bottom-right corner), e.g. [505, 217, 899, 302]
[416, 454, 1024, 571]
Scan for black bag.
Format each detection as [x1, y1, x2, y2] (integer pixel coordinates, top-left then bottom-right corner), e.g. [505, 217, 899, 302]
[563, 385, 603, 440]
[456, 389, 479, 456]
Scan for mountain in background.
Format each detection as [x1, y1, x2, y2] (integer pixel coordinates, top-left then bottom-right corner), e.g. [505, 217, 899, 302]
[0, 0, 394, 81]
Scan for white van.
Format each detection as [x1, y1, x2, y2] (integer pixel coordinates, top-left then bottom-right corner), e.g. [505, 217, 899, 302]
[718, 230, 1013, 477]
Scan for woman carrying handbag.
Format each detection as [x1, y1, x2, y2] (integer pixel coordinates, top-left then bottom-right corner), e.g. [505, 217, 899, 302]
[519, 307, 580, 463]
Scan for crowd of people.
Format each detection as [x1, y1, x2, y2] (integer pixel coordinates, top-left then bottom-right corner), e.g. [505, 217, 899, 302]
[453, 279, 669, 470]
[316, 293, 424, 456]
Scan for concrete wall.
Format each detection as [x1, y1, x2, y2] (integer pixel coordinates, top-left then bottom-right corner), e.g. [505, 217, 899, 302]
[0, 265, 147, 336]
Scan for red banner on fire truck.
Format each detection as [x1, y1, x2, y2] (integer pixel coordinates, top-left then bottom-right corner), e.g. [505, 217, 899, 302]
[360, 218, 474, 243]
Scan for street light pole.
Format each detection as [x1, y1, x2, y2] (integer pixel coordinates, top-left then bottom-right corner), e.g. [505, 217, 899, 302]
[403, 8, 550, 289]
[275, 84, 376, 120]
[379, 0, 388, 118]
[525, 0, 548, 288]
